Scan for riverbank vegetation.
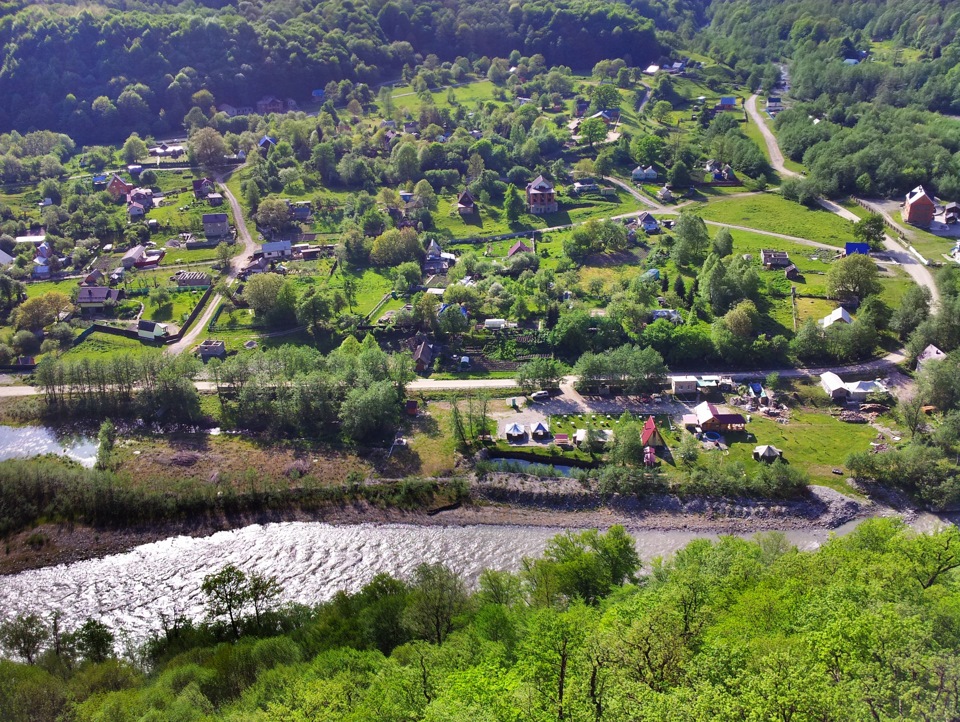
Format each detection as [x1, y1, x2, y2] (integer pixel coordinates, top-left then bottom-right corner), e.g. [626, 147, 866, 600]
[2, 520, 959, 721]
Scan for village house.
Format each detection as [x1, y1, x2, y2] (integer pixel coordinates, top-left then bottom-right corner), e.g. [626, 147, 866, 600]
[820, 307, 853, 329]
[671, 375, 698, 395]
[288, 200, 312, 221]
[106, 174, 134, 200]
[525, 176, 558, 215]
[121, 245, 146, 268]
[413, 341, 434, 373]
[820, 371, 885, 401]
[261, 240, 293, 260]
[77, 286, 122, 315]
[637, 211, 660, 233]
[631, 165, 658, 182]
[657, 185, 674, 202]
[128, 187, 154, 207]
[784, 264, 800, 280]
[917, 344, 947, 371]
[686, 401, 746, 432]
[127, 202, 145, 219]
[138, 319, 169, 341]
[217, 104, 239, 117]
[944, 202, 960, 224]
[256, 96, 286, 115]
[904, 186, 936, 228]
[456, 189, 476, 215]
[207, 193, 223, 206]
[202, 213, 230, 238]
[257, 135, 277, 156]
[80, 269, 104, 287]
[507, 240, 533, 258]
[192, 178, 215, 199]
[760, 249, 791, 268]
[765, 96, 783, 112]
[715, 96, 738, 112]
[423, 239, 456, 274]
[573, 179, 600, 194]
[198, 339, 227, 361]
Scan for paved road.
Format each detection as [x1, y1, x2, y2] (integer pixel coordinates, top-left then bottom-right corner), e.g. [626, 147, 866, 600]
[405, 352, 906, 392]
[166, 172, 257, 354]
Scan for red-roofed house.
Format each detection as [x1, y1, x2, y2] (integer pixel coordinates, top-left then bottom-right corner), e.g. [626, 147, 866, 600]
[508, 240, 532, 257]
[904, 186, 936, 228]
[640, 416, 665, 447]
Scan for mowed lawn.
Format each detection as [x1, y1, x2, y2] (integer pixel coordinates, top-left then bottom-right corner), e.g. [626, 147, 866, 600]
[723, 410, 878, 488]
[699, 194, 856, 247]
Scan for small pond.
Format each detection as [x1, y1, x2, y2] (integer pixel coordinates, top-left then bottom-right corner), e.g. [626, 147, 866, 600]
[0, 425, 99, 468]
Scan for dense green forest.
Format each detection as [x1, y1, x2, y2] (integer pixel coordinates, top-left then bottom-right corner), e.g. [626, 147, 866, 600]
[2, 521, 960, 721]
[0, 0, 665, 142]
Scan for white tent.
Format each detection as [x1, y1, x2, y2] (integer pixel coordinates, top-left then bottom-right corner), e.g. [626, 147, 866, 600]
[505, 423, 525, 438]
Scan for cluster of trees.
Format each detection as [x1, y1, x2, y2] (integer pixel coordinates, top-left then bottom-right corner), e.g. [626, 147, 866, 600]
[208, 337, 414, 442]
[35, 352, 202, 422]
[776, 104, 960, 199]
[572, 344, 667, 392]
[0, 0, 662, 143]
[5, 520, 960, 721]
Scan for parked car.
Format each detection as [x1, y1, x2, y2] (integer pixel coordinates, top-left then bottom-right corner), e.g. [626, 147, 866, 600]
[530, 391, 550, 400]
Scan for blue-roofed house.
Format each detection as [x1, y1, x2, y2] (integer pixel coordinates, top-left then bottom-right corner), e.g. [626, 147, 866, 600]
[716, 96, 738, 111]
[258, 136, 277, 156]
[845, 242, 871, 256]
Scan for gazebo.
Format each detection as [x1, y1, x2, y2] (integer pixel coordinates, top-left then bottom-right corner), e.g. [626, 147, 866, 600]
[531, 421, 550, 439]
[753, 445, 783, 462]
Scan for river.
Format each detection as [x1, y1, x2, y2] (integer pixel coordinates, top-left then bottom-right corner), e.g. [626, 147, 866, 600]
[0, 519, 870, 643]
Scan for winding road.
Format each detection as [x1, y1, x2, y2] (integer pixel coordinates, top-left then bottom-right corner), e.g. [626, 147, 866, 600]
[746, 94, 940, 309]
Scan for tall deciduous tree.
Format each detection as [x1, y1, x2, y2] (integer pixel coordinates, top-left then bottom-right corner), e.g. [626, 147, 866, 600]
[189, 127, 227, 169]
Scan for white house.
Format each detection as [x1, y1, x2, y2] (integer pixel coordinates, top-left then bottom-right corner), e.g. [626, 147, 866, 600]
[820, 307, 853, 329]
[631, 166, 658, 181]
[138, 319, 169, 340]
[820, 372, 847, 400]
[261, 240, 293, 260]
[671, 375, 698, 395]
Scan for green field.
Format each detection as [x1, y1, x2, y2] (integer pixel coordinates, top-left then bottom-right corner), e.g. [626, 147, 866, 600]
[61, 331, 158, 360]
[723, 410, 880, 488]
[433, 187, 644, 239]
[141, 289, 207, 325]
[697, 193, 856, 247]
[389, 79, 503, 113]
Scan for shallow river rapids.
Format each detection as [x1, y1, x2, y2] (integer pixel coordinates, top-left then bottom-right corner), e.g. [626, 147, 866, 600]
[0, 520, 882, 643]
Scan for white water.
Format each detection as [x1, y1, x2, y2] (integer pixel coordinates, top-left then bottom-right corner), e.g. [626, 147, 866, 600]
[0, 520, 863, 642]
[0, 425, 98, 467]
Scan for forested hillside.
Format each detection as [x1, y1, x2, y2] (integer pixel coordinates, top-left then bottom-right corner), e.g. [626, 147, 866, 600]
[2, 521, 960, 721]
[0, 0, 664, 142]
